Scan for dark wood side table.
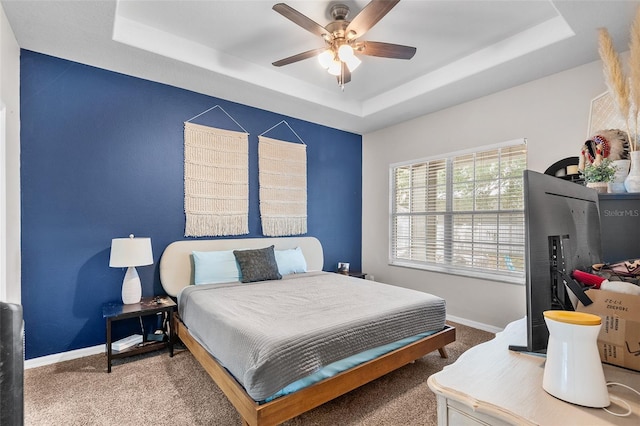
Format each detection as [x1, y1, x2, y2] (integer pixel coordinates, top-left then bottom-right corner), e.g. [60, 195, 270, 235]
[102, 296, 176, 373]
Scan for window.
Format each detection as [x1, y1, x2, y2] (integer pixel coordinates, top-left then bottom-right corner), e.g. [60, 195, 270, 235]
[390, 139, 527, 284]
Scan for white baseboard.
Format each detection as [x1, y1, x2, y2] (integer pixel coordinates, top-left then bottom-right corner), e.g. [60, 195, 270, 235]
[24, 316, 500, 369]
[24, 344, 105, 370]
[446, 314, 503, 334]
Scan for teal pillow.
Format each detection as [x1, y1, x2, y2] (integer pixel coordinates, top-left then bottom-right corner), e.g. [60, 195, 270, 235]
[192, 250, 241, 285]
[233, 246, 282, 283]
[275, 247, 307, 275]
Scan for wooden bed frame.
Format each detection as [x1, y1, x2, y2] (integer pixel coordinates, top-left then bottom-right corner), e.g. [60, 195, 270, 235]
[176, 316, 454, 426]
[160, 236, 456, 425]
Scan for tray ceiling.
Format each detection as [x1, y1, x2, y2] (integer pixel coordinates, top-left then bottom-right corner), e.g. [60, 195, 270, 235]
[2, 0, 637, 133]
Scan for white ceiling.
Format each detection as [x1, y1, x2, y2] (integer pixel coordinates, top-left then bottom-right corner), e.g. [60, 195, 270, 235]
[2, 0, 638, 134]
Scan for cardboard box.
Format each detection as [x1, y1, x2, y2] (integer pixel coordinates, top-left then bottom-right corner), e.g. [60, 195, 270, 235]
[576, 288, 640, 372]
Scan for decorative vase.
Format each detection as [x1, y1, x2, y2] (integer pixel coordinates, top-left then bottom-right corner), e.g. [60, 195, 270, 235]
[542, 311, 609, 408]
[609, 159, 631, 193]
[624, 151, 640, 193]
[586, 181, 608, 193]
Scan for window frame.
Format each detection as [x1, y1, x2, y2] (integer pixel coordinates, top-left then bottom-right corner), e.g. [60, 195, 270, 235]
[388, 138, 527, 285]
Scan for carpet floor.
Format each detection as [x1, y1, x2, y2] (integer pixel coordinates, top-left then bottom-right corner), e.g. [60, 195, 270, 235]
[24, 322, 494, 426]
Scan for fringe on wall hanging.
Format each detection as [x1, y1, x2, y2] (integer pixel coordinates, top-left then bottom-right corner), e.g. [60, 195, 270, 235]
[184, 121, 249, 237]
[258, 130, 307, 236]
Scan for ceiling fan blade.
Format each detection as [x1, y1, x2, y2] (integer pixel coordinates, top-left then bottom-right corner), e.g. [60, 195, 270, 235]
[273, 3, 329, 38]
[346, 0, 400, 39]
[272, 47, 327, 67]
[357, 41, 416, 59]
[338, 62, 351, 85]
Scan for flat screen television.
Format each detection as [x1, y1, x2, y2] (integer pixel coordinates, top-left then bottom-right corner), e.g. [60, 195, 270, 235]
[509, 170, 601, 353]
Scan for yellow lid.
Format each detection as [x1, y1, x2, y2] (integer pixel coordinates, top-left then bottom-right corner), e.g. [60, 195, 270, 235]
[543, 310, 601, 325]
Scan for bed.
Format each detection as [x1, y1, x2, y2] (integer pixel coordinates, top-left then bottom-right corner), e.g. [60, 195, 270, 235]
[160, 236, 455, 426]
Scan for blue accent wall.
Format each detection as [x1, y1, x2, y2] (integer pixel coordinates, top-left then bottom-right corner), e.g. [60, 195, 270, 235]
[20, 50, 362, 360]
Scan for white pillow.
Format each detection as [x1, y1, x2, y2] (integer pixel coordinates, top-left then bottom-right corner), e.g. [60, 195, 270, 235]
[275, 247, 308, 275]
[192, 250, 241, 285]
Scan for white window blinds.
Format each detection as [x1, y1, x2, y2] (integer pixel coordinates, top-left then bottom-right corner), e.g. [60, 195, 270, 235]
[390, 139, 527, 283]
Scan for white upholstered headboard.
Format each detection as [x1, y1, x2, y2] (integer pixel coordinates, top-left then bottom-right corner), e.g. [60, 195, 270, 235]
[159, 236, 324, 297]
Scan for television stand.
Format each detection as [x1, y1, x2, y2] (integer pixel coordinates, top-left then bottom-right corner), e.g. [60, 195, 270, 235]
[428, 318, 640, 425]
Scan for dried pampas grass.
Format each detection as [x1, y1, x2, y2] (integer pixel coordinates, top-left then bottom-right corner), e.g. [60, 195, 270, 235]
[630, 7, 640, 151]
[598, 28, 631, 147]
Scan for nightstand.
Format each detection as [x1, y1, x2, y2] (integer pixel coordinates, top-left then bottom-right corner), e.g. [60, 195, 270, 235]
[102, 296, 176, 373]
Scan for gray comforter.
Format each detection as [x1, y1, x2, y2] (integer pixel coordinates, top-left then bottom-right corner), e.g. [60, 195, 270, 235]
[178, 271, 446, 400]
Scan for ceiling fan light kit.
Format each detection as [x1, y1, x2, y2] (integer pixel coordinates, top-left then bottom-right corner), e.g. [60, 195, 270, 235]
[272, 0, 416, 89]
[318, 50, 334, 68]
[327, 59, 342, 76]
[337, 44, 354, 61]
[338, 44, 362, 71]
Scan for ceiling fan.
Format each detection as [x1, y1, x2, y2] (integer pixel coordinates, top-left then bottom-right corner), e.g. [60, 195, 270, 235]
[272, 0, 416, 89]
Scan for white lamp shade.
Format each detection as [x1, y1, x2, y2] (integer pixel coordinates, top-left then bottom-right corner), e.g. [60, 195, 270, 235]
[317, 50, 333, 69]
[327, 60, 341, 76]
[337, 44, 354, 61]
[345, 55, 361, 72]
[109, 235, 153, 267]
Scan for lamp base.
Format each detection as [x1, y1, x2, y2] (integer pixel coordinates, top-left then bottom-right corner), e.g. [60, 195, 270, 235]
[122, 267, 142, 304]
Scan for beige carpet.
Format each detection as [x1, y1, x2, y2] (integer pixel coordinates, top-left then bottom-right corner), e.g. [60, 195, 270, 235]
[24, 322, 494, 426]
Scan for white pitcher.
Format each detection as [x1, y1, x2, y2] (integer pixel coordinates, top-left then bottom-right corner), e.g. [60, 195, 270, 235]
[624, 151, 640, 193]
[542, 310, 609, 408]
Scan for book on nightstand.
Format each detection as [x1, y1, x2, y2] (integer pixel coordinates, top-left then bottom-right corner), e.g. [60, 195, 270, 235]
[111, 334, 143, 352]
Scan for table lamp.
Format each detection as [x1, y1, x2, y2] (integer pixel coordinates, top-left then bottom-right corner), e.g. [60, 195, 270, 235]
[109, 234, 153, 304]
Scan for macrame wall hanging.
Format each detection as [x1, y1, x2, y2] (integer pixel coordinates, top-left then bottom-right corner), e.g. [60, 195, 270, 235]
[184, 106, 249, 237]
[258, 121, 307, 236]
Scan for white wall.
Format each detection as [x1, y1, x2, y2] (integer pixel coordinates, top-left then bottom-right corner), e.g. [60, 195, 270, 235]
[0, 3, 21, 304]
[363, 59, 607, 331]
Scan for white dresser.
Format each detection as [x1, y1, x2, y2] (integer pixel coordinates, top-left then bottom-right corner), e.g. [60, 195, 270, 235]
[428, 318, 640, 425]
